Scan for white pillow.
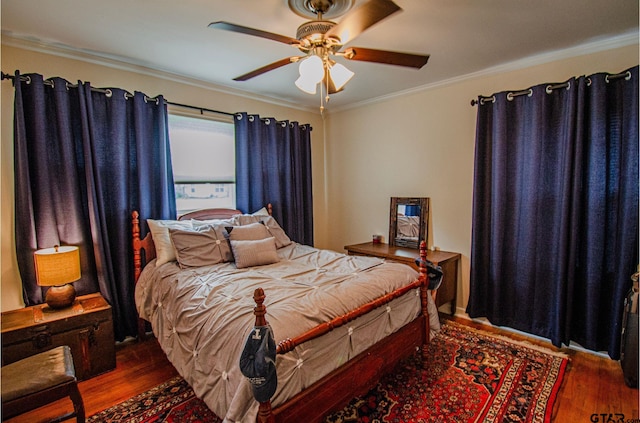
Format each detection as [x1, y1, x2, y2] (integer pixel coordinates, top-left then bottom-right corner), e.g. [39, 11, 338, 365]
[147, 219, 193, 266]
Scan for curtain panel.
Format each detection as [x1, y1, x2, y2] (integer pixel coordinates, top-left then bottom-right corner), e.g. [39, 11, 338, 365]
[467, 66, 638, 358]
[234, 112, 314, 246]
[13, 72, 176, 340]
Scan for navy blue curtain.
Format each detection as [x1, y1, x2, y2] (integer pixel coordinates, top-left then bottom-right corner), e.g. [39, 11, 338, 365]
[13, 72, 176, 341]
[404, 205, 420, 216]
[467, 66, 638, 358]
[234, 112, 314, 246]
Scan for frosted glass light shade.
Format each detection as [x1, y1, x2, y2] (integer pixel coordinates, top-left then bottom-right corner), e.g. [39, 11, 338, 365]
[295, 75, 318, 94]
[329, 63, 354, 91]
[295, 55, 324, 94]
[34, 246, 81, 287]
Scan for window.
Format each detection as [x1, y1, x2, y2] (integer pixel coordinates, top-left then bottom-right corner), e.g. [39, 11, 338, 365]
[168, 113, 235, 215]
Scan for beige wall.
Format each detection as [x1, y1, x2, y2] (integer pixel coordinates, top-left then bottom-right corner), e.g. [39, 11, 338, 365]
[2, 40, 638, 316]
[323, 44, 639, 314]
[1, 42, 326, 311]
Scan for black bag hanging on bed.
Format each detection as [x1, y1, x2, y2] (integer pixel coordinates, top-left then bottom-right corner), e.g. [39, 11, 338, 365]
[620, 269, 638, 388]
[414, 258, 443, 291]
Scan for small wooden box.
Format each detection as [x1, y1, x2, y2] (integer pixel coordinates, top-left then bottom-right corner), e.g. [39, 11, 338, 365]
[1, 293, 116, 380]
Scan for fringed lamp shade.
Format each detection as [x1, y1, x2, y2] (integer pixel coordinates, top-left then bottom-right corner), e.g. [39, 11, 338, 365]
[34, 245, 81, 308]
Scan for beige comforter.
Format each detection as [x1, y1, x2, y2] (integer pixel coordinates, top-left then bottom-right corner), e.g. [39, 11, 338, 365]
[135, 242, 433, 422]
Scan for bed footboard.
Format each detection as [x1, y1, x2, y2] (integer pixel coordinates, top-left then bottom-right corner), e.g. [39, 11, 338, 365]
[252, 241, 430, 423]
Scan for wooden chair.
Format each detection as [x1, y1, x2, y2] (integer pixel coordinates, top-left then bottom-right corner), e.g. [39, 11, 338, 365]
[1, 345, 85, 422]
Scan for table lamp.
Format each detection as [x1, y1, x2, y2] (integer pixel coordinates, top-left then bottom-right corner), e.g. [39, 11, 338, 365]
[34, 245, 81, 309]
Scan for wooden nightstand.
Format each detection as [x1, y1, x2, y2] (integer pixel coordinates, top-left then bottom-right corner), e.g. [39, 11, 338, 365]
[1, 293, 116, 380]
[345, 242, 460, 315]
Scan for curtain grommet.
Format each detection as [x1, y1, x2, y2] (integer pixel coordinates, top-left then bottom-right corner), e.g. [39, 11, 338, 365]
[479, 96, 496, 106]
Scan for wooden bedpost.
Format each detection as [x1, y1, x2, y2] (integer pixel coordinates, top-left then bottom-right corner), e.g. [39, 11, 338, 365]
[253, 288, 276, 423]
[132, 211, 148, 341]
[132, 211, 142, 282]
[418, 241, 430, 363]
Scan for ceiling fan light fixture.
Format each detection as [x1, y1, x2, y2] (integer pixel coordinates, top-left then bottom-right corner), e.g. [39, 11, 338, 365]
[328, 62, 354, 91]
[295, 54, 324, 94]
[295, 75, 318, 94]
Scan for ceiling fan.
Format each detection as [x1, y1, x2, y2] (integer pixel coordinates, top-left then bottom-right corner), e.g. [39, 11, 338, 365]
[208, 0, 429, 100]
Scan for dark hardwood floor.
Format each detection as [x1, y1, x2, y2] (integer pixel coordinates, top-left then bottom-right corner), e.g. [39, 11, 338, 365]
[4, 316, 639, 422]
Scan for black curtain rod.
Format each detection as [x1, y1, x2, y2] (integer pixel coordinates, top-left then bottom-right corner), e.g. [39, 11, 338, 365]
[165, 101, 234, 117]
[1, 71, 235, 117]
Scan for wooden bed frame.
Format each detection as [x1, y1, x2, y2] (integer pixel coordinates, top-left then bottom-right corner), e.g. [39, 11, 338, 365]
[132, 206, 431, 423]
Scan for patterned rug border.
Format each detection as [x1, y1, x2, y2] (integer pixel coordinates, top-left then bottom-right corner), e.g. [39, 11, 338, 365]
[443, 319, 570, 360]
[87, 375, 199, 422]
[441, 319, 569, 423]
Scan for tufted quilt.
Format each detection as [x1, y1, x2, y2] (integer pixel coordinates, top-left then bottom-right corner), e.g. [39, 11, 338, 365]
[135, 242, 435, 423]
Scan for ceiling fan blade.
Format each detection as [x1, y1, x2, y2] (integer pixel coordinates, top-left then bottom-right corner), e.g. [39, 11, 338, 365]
[233, 57, 299, 81]
[208, 21, 300, 46]
[343, 47, 429, 69]
[325, 0, 401, 45]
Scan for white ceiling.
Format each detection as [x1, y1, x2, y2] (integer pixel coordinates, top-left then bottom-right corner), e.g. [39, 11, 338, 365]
[2, 0, 638, 111]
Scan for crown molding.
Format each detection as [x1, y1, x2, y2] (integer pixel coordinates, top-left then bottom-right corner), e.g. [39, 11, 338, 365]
[3, 30, 637, 116]
[333, 30, 639, 113]
[1, 33, 321, 114]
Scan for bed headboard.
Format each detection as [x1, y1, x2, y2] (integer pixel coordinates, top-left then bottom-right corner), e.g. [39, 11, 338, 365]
[132, 205, 273, 282]
[177, 208, 242, 221]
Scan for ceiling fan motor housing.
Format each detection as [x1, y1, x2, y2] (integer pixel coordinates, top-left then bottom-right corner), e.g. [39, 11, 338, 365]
[296, 20, 337, 41]
[289, 0, 355, 19]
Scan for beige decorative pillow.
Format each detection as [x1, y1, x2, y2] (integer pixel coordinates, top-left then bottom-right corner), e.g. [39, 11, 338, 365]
[147, 219, 193, 266]
[233, 215, 292, 248]
[251, 206, 270, 216]
[225, 222, 271, 241]
[169, 225, 233, 268]
[230, 238, 279, 269]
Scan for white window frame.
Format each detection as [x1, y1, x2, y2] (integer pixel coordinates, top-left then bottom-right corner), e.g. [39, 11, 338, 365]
[167, 109, 236, 216]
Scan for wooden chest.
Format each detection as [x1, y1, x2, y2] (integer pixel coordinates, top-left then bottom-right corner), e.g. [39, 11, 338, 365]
[1, 293, 116, 380]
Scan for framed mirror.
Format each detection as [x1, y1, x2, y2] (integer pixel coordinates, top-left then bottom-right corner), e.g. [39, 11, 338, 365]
[389, 197, 429, 249]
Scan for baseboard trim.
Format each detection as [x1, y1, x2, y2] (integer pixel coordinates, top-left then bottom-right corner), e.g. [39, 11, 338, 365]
[450, 307, 611, 359]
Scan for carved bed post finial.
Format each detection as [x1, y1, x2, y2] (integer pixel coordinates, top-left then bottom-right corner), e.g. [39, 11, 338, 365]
[253, 288, 268, 327]
[418, 241, 430, 363]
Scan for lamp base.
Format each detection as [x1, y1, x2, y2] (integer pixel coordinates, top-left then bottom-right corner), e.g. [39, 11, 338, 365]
[45, 284, 76, 309]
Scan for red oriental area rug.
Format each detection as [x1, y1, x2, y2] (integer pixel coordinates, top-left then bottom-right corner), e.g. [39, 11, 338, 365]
[88, 320, 568, 423]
